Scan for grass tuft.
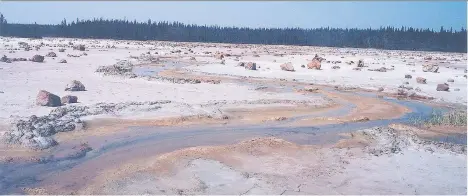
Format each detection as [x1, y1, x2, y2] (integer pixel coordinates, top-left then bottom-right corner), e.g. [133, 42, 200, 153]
[409, 109, 467, 127]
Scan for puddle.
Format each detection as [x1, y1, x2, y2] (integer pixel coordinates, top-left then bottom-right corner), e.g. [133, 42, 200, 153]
[132, 61, 186, 77]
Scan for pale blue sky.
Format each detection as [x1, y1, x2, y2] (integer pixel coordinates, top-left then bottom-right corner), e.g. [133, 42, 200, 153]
[0, 1, 466, 30]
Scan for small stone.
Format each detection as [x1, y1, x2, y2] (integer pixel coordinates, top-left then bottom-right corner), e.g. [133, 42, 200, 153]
[46, 52, 57, 57]
[416, 77, 427, 84]
[30, 55, 44, 63]
[405, 74, 412, 79]
[447, 78, 454, 82]
[65, 80, 86, 91]
[61, 95, 78, 104]
[436, 83, 449, 91]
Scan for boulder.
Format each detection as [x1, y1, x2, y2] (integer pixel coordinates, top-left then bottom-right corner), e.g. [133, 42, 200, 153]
[36, 90, 61, 107]
[436, 83, 449, 91]
[405, 74, 412, 79]
[378, 87, 384, 92]
[301, 65, 305, 68]
[58, 48, 66, 52]
[245, 62, 256, 70]
[59, 59, 67, 63]
[237, 62, 245, 67]
[447, 78, 454, 83]
[46, 52, 57, 57]
[416, 77, 427, 84]
[30, 55, 45, 63]
[61, 95, 78, 104]
[353, 67, 362, 71]
[280, 62, 295, 72]
[422, 64, 439, 73]
[65, 80, 86, 91]
[307, 59, 321, 70]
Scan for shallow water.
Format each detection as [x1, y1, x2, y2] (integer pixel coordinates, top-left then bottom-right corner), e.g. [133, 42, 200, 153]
[132, 61, 186, 76]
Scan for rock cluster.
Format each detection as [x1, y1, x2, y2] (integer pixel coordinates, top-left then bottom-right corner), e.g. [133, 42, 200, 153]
[2, 101, 171, 149]
[96, 60, 137, 78]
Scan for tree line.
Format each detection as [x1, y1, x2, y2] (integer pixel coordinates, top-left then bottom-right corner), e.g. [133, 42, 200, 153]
[0, 13, 466, 53]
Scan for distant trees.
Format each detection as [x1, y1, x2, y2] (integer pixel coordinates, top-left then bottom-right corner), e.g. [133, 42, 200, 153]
[0, 13, 466, 52]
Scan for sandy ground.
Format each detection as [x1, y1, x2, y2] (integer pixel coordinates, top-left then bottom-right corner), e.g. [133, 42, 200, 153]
[0, 37, 466, 195]
[75, 127, 466, 195]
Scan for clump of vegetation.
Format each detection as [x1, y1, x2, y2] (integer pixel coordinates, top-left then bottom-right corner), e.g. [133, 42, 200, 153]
[409, 109, 467, 127]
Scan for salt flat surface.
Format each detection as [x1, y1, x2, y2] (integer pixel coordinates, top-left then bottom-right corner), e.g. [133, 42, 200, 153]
[0, 37, 326, 123]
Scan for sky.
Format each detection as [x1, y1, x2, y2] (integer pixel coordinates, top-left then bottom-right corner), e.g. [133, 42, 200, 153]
[0, 1, 466, 30]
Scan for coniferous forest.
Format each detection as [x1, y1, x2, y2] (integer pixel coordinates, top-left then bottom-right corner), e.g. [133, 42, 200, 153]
[0, 13, 466, 53]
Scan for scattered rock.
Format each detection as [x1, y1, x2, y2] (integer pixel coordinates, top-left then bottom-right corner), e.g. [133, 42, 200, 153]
[65, 80, 86, 91]
[30, 55, 44, 63]
[61, 95, 78, 104]
[415, 87, 421, 92]
[36, 90, 61, 107]
[1, 55, 8, 62]
[215, 54, 224, 60]
[245, 62, 256, 70]
[436, 83, 449, 91]
[405, 74, 412, 79]
[190, 57, 196, 60]
[357, 59, 364, 67]
[378, 87, 384, 92]
[368, 67, 387, 72]
[73, 44, 86, 51]
[352, 67, 362, 71]
[46, 52, 57, 57]
[280, 62, 295, 72]
[58, 48, 65, 52]
[307, 59, 321, 70]
[271, 116, 287, 121]
[422, 64, 439, 73]
[416, 77, 427, 84]
[332, 65, 340, 69]
[352, 116, 370, 122]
